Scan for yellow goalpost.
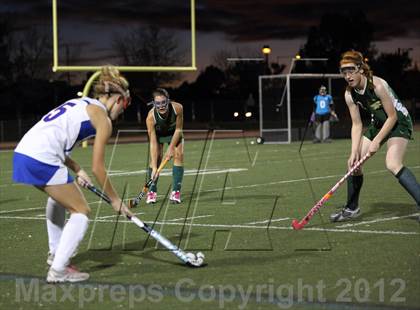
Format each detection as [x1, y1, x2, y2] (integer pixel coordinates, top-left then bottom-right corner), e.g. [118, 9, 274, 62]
[52, 0, 197, 72]
[51, 0, 197, 148]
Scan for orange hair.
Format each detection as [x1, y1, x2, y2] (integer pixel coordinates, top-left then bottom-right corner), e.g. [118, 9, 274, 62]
[340, 50, 373, 82]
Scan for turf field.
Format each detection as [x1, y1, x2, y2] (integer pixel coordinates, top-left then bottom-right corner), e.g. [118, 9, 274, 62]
[0, 130, 419, 310]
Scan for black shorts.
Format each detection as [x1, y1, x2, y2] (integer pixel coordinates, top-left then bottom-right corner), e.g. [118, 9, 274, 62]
[315, 113, 331, 123]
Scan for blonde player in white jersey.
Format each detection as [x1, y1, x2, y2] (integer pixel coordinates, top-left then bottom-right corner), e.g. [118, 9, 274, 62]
[13, 66, 132, 283]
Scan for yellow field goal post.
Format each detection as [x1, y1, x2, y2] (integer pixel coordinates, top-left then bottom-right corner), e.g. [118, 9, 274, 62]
[51, 0, 197, 147]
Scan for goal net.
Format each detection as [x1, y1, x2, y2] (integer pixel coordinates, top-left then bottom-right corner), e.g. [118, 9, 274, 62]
[258, 73, 344, 144]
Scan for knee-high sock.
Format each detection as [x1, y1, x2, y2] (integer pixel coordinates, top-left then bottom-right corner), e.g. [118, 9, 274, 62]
[396, 167, 420, 207]
[315, 122, 321, 140]
[172, 165, 184, 191]
[148, 167, 158, 192]
[52, 213, 88, 271]
[46, 197, 66, 255]
[322, 120, 330, 140]
[346, 175, 364, 210]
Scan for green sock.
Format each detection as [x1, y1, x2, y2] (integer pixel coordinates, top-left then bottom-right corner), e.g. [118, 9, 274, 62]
[148, 167, 158, 192]
[396, 167, 420, 207]
[346, 175, 364, 210]
[172, 165, 184, 192]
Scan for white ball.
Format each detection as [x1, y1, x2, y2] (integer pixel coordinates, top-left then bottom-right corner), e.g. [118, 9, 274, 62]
[250, 141, 255, 145]
[196, 252, 205, 260]
[186, 252, 196, 261]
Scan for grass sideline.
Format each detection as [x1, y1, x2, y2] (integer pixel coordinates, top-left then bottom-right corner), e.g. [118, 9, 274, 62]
[0, 131, 419, 309]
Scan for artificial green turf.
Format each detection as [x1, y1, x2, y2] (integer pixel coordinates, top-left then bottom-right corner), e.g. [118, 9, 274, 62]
[0, 131, 419, 309]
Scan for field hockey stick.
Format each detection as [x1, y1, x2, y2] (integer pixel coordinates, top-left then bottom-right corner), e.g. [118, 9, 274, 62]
[291, 153, 370, 230]
[84, 183, 205, 267]
[128, 158, 170, 208]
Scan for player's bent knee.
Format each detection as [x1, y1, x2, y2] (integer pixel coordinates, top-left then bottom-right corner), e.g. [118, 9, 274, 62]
[385, 161, 402, 175]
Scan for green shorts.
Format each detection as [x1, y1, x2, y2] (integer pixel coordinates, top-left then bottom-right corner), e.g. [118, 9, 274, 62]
[157, 134, 184, 145]
[158, 135, 172, 144]
[364, 119, 413, 142]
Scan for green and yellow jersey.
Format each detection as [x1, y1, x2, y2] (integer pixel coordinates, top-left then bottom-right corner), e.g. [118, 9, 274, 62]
[350, 77, 413, 141]
[153, 102, 177, 137]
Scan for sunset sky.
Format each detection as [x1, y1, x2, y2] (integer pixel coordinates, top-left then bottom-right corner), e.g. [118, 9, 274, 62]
[2, 0, 420, 81]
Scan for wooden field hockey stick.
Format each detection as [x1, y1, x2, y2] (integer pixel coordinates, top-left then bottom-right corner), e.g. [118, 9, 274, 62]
[291, 153, 370, 230]
[128, 158, 170, 208]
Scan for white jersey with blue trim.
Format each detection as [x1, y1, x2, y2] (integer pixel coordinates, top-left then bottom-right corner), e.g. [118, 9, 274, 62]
[15, 97, 105, 165]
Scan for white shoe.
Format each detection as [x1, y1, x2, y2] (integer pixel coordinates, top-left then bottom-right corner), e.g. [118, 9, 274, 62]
[170, 191, 181, 204]
[46, 252, 54, 266]
[46, 266, 89, 283]
[146, 191, 157, 204]
[330, 207, 360, 222]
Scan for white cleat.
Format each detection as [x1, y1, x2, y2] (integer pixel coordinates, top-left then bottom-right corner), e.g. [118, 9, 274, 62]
[170, 191, 181, 204]
[146, 191, 157, 204]
[46, 252, 54, 266]
[46, 266, 89, 283]
[330, 207, 360, 222]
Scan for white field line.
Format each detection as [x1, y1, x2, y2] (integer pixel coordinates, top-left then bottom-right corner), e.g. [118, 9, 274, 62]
[0, 207, 44, 214]
[1, 166, 419, 189]
[97, 212, 145, 220]
[185, 131, 216, 247]
[154, 196, 173, 241]
[166, 215, 214, 222]
[251, 150, 259, 167]
[199, 166, 420, 194]
[108, 168, 248, 177]
[1, 167, 419, 219]
[336, 213, 420, 228]
[0, 183, 24, 188]
[0, 215, 418, 236]
[1, 142, 418, 174]
[1, 166, 419, 223]
[246, 218, 290, 225]
[0, 199, 118, 215]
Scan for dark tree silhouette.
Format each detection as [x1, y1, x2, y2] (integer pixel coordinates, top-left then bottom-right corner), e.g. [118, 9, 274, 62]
[194, 65, 225, 98]
[112, 25, 186, 122]
[297, 11, 376, 73]
[371, 48, 412, 89]
[113, 25, 184, 90]
[0, 14, 15, 88]
[0, 14, 54, 121]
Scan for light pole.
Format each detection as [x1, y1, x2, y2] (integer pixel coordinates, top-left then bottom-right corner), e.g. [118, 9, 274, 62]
[262, 45, 271, 73]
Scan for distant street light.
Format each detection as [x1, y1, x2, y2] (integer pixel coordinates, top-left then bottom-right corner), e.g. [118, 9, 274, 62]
[262, 45, 271, 55]
[262, 45, 271, 73]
